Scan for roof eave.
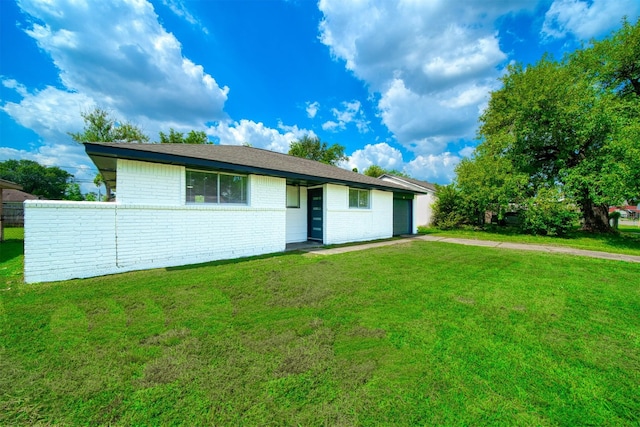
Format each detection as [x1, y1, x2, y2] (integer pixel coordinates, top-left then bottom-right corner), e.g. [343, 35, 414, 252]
[379, 174, 434, 193]
[0, 179, 23, 191]
[84, 143, 423, 194]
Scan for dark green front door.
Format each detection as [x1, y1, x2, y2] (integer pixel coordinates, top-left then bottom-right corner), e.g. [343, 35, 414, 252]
[308, 188, 323, 241]
[393, 198, 412, 236]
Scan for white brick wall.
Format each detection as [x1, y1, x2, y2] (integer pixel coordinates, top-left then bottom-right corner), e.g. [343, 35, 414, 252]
[416, 192, 436, 227]
[23, 161, 286, 283]
[286, 186, 307, 243]
[23, 160, 403, 283]
[324, 184, 394, 245]
[250, 175, 285, 208]
[117, 159, 184, 205]
[24, 201, 118, 283]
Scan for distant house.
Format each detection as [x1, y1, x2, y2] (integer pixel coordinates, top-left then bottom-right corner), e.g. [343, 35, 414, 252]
[24, 142, 425, 283]
[0, 178, 22, 241]
[609, 205, 640, 220]
[2, 189, 42, 227]
[378, 174, 437, 230]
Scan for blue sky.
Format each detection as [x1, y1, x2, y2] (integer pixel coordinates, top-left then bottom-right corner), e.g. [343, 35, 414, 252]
[1, 0, 639, 191]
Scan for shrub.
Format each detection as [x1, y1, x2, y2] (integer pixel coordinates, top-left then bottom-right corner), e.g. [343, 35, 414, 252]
[431, 184, 466, 229]
[519, 188, 579, 236]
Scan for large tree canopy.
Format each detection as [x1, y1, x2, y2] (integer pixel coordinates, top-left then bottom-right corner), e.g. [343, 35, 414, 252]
[462, 18, 640, 233]
[288, 135, 348, 166]
[69, 108, 150, 143]
[0, 159, 72, 200]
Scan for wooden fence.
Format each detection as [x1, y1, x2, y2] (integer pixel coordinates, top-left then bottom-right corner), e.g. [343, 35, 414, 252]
[2, 203, 24, 227]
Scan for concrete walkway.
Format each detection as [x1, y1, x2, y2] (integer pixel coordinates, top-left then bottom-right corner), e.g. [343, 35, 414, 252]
[303, 234, 640, 263]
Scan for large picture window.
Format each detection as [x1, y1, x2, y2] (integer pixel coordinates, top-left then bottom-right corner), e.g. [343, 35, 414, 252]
[349, 188, 370, 209]
[186, 170, 247, 204]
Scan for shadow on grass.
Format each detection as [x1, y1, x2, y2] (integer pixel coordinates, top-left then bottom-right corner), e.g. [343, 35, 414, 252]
[165, 250, 302, 271]
[165, 237, 408, 272]
[576, 230, 640, 251]
[0, 239, 24, 264]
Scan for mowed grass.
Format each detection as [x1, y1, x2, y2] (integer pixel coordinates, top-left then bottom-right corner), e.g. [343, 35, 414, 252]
[419, 225, 640, 256]
[1, 228, 639, 425]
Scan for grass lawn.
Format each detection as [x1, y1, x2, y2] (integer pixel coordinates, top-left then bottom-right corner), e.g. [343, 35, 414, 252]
[419, 225, 640, 256]
[1, 227, 639, 425]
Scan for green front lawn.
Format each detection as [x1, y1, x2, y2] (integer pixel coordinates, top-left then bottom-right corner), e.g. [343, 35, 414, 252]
[1, 229, 639, 425]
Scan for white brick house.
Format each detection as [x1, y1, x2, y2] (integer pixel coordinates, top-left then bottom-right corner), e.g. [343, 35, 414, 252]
[24, 143, 423, 283]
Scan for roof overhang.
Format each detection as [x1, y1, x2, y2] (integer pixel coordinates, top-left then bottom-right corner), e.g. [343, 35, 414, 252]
[85, 143, 426, 194]
[379, 174, 435, 193]
[0, 179, 23, 191]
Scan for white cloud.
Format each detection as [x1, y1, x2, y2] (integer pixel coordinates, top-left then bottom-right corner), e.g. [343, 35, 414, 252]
[162, 0, 209, 34]
[323, 100, 370, 133]
[321, 120, 339, 131]
[318, 1, 525, 90]
[306, 101, 320, 118]
[317, 0, 519, 156]
[377, 78, 489, 151]
[542, 0, 640, 40]
[344, 142, 404, 173]
[208, 120, 315, 153]
[342, 141, 463, 184]
[2, 79, 28, 97]
[1, 78, 210, 145]
[1, 0, 230, 172]
[405, 152, 461, 184]
[1, 83, 95, 141]
[15, 0, 228, 126]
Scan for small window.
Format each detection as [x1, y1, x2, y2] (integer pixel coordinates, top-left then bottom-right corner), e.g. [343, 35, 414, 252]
[286, 185, 300, 208]
[186, 170, 247, 204]
[349, 188, 370, 209]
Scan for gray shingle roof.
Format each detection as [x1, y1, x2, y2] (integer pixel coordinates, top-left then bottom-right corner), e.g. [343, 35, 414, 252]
[84, 142, 425, 194]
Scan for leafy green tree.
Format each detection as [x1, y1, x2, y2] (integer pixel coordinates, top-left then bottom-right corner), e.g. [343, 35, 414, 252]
[288, 135, 348, 165]
[92, 173, 107, 201]
[363, 165, 410, 178]
[0, 159, 72, 199]
[159, 128, 209, 144]
[64, 182, 84, 201]
[363, 165, 387, 178]
[573, 18, 640, 99]
[69, 108, 149, 143]
[475, 18, 640, 233]
[455, 153, 529, 225]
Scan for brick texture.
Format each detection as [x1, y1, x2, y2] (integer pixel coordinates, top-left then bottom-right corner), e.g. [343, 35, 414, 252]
[24, 161, 286, 283]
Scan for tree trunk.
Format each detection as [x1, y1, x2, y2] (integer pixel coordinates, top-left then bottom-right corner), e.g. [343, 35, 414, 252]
[580, 197, 612, 233]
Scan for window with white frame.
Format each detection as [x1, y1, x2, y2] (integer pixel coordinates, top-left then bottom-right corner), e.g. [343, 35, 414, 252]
[349, 188, 370, 209]
[286, 185, 300, 208]
[186, 170, 247, 204]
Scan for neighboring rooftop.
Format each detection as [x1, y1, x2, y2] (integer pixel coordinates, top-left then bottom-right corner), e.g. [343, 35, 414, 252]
[2, 189, 41, 202]
[84, 142, 427, 194]
[379, 174, 436, 192]
[0, 178, 22, 191]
